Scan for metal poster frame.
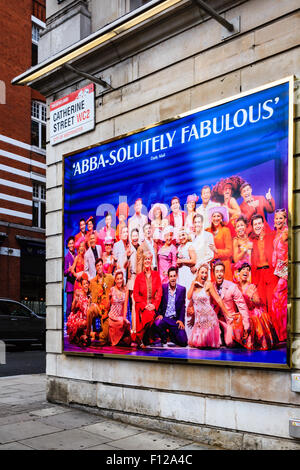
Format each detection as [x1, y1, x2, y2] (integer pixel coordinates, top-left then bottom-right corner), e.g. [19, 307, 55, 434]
[61, 76, 294, 369]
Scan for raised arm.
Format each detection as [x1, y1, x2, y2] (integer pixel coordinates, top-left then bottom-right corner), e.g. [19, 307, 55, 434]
[228, 197, 241, 219]
[187, 280, 196, 300]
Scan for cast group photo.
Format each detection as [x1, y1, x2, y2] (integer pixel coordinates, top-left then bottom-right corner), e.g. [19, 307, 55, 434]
[63, 175, 288, 356]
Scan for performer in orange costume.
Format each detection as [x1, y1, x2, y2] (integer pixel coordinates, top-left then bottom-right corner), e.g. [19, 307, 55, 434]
[206, 206, 233, 281]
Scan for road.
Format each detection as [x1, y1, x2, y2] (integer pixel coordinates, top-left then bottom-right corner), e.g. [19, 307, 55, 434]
[0, 344, 45, 377]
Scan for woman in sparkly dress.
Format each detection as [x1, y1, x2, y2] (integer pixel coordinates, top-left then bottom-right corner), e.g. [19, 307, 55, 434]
[271, 209, 288, 342]
[187, 264, 228, 348]
[237, 263, 278, 350]
[108, 270, 131, 346]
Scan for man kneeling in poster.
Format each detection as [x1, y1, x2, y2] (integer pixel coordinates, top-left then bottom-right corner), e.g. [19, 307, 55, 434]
[154, 267, 188, 348]
[86, 258, 114, 345]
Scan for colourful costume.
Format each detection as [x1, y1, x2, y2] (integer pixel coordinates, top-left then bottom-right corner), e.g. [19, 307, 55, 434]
[240, 195, 275, 234]
[213, 280, 250, 347]
[232, 235, 252, 283]
[133, 270, 162, 345]
[102, 255, 115, 274]
[108, 287, 131, 346]
[98, 227, 116, 249]
[87, 274, 114, 344]
[250, 231, 277, 315]
[67, 291, 89, 345]
[271, 227, 288, 341]
[74, 231, 87, 250]
[73, 257, 85, 291]
[157, 244, 177, 284]
[188, 288, 221, 348]
[241, 284, 278, 350]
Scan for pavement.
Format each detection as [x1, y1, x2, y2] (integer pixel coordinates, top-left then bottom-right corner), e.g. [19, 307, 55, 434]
[0, 374, 219, 451]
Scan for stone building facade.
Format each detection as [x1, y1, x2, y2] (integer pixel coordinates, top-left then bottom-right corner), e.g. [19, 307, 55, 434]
[13, 0, 300, 449]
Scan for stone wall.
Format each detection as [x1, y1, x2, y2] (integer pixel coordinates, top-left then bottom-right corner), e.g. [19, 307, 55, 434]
[44, 0, 300, 449]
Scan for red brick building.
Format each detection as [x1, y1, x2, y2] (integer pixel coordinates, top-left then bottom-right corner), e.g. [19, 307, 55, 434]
[0, 0, 46, 312]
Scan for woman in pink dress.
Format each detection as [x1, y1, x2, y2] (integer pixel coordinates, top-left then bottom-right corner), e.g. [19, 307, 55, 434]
[108, 270, 131, 346]
[102, 237, 116, 275]
[98, 212, 116, 250]
[71, 241, 86, 291]
[186, 263, 229, 348]
[237, 263, 278, 350]
[271, 209, 288, 342]
[67, 274, 90, 348]
[157, 226, 177, 284]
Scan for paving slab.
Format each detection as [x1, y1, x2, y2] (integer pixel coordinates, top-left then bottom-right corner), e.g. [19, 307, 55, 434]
[29, 406, 70, 417]
[178, 442, 220, 450]
[110, 431, 192, 450]
[38, 409, 106, 430]
[0, 442, 33, 450]
[19, 428, 110, 450]
[0, 420, 61, 444]
[82, 419, 144, 441]
[0, 412, 38, 427]
[85, 443, 125, 450]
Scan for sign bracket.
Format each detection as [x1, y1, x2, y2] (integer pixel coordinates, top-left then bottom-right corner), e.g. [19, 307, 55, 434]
[62, 64, 114, 91]
[193, 0, 235, 33]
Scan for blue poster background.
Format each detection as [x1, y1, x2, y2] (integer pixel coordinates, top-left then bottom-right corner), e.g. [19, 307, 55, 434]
[64, 82, 289, 237]
[63, 81, 290, 365]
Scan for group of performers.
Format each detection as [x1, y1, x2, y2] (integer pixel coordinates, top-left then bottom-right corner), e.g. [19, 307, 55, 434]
[64, 175, 288, 352]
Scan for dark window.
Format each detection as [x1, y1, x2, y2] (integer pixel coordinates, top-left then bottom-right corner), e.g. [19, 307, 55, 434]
[32, 23, 41, 66]
[31, 101, 46, 149]
[32, 182, 46, 229]
[32, 43, 38, 66]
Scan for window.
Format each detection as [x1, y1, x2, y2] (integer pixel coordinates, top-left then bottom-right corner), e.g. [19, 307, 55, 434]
[31, 101, 46, 150]
[32, 23, 40, 66]
[32, 182, 46, 229]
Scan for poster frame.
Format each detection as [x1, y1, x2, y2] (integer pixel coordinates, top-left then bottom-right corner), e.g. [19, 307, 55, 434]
[61, 75, 295, 369]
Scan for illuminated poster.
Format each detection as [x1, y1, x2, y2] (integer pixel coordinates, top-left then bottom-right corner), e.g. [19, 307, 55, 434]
[63, 77, 293, 368]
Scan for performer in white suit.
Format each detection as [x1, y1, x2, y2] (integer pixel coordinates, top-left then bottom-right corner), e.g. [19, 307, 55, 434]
[84, 233, 102, 280]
